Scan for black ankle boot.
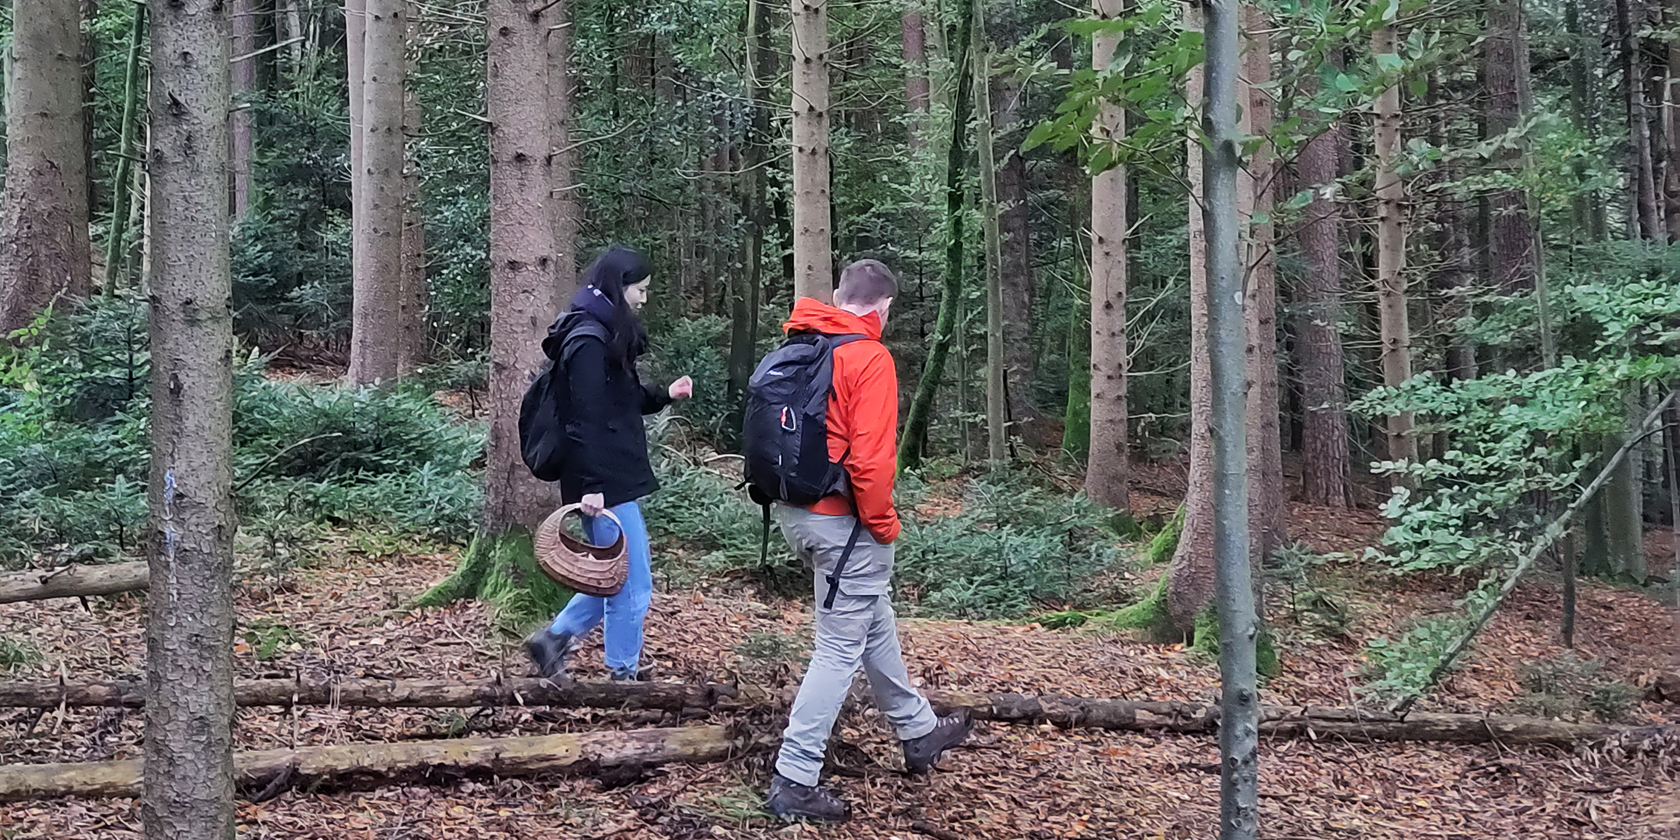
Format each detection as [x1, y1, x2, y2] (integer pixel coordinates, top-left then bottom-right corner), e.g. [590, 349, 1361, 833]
[766, 773, 851, 822]
[902, 710, 973, 774]
[524, 629, 575, 679]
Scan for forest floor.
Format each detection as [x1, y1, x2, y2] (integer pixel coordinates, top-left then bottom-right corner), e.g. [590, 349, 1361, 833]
[3, 478, 1680, 838]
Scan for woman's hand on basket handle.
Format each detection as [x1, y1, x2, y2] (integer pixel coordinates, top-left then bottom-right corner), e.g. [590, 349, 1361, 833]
[581, 493, 605, 517]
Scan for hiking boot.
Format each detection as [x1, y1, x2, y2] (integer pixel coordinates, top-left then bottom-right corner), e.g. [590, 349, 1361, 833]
[608, 665, 640, 682]
[525, 628, 575, 679]
[766, 773, 851, 823]
[902, 710, 972, 774]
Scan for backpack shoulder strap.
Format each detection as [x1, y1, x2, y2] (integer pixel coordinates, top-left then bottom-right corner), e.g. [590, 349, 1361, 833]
[559, 319, 610, 364]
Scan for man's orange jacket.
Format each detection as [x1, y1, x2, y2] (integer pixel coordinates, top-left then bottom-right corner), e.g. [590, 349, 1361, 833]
[781, 298, 902, 544]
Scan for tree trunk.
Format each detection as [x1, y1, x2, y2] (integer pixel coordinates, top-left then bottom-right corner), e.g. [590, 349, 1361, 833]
[104, 5, 147, 292]
[1373, 26, 1416, 465]
[1619, 0, 1664, 241]
[903, 3, 929, 145]
[1603, 396, 1648, 581]
[1063, 157, 1092, 459]
[548, 0, 582, 295]
[347, 0, 407, 384]
[1169, 5, 1279, 633]
[346, 0, 366, 325]
[790, 0, 832, 302]
[1295, 66, 1349, 508]
[1201, 4, 1259, 835]
[898, 0, 973, 473]
[230, 0, 257, 218]
[1664, 0, 1680, 240]
[1241, 7, 1285, 561]
[0, 0, 92, 333]
[1086, 0, 1128, 509]
[399, 1, 427, 372]
[0, 561, 149, 604]
[144, 0, 237, 832]
[973, 8, 1006, 466]
[0, 727, 738, 803]
[731, 0, 772, 414]
[1486, 0, 1537, 290]
[996, 80, 1036, 430]
[484, 0, 559, 533]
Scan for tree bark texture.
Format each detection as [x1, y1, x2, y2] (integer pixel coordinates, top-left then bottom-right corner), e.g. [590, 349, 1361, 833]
[0, 0, 92, 333]
[995, 77, 1037, 428]
[0, 562, 149, 604]
[973, 17, 1008, 465]
[1087, 0, 1129, 510]
[399, 1, 428, 372]
[0, 727, 738, 803]
[485, 0, 559, 532]
[1201, 2, 1260, 837]
[1486, 0, 1537, 289]
[230, 0, 257, 218]
[347, 0, 407, 384]
[1619, 0, 1664, 241]
[346, 0, 366, 319]
[903, 4, 929, 143]
[1372, 27, 1416, 465]
[548, 0, 583, 294]
[790, 0, 833, 302]
[144, 0, 238, 833]
[1239, 7, 1284, 562]
[1665, 0, 1680, 241]
[1294, 65, 1348, 508]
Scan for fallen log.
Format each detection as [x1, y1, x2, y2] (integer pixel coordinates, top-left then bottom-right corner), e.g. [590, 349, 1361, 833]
[0, 675, 767, 712]
[0, 562, 149, 605]
[3, 676, 1672, 750]
[0, 725, 739, 803]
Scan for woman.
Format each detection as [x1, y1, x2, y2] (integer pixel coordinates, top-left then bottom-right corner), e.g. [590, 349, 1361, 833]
[526, 246, 692, 681]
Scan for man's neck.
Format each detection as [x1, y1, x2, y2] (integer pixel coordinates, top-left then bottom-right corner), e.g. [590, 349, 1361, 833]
[837, 303, 874, 319]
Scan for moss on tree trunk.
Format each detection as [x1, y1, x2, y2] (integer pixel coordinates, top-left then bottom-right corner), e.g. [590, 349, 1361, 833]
[413, 531, 574, 631]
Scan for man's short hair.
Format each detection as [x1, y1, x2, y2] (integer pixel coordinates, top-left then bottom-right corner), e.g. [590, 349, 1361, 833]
[835, 259, 898, 306]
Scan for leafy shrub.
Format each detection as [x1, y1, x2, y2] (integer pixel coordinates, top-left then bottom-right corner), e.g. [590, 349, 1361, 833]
[1513, 654, 1639, 724]
[0, 636, 42, 672]
[892, 471, 1131, 618]
[1359, 615, 1466, 704]
[235, 379, 483, 482]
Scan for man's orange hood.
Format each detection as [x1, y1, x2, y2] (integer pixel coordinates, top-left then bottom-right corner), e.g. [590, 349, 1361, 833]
[782, 298, 883, 341]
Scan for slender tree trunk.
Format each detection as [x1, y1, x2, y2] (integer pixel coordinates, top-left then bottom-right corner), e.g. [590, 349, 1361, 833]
[731, 0, 773, 412]
[1204, 1, 1259, 835]
[346, 0, 366, 338]
[549, 0, 581, 295]
[347, 0, 406, 383]
[399, 1, 427, 371]
[1619, 0, 1664, 240]
[1087, 0, 1129, 509]
[899, 0, 973, 472]
[790, 0, 832, 302]
[996, 79, 1037, 428]
[1486, 0, 1537, 291]
[1241, 6, 1284, 559]
[973, 4, 1006, 465]
[105, 5, 147, 292]
[1665, 0, 1680, 241]
[1295, 64, 1348, 508]
[143, 0, 237, 833]
[903, 2, 929, 145]
[230, 0, 257, 218]
[485, 0, 559, 532]
[0, 0, 92, 332]
[1373, 26, 1416, 464]
[1063, 157, 1092, 459]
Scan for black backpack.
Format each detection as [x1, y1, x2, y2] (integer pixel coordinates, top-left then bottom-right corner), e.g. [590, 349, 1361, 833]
[741, 331, 866, 608]
[519, 317, 608, 482]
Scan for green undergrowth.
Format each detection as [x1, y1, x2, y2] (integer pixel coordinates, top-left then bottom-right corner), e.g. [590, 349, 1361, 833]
[0, 298, 483, 570]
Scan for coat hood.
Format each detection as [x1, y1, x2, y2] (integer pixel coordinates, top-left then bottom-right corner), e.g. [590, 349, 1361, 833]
[782, 298, 883, 341]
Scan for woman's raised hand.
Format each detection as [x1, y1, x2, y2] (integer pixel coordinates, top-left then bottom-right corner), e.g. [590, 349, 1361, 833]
[668, 376, 694, 401]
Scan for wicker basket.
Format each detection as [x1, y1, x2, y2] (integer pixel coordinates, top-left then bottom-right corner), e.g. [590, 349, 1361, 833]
[533, 504, 627, 597]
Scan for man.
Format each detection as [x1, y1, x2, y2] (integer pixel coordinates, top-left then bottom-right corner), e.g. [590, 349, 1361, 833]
[765, 259, 971, 822]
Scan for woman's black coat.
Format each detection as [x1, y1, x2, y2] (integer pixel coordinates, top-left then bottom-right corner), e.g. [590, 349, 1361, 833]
[544, 310, 671, 508]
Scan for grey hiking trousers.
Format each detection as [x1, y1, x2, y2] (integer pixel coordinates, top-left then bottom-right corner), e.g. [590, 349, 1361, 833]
[772, 505, 938, 787]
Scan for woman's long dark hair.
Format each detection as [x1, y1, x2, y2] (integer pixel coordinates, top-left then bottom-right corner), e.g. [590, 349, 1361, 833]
[576, 246, 650, 371]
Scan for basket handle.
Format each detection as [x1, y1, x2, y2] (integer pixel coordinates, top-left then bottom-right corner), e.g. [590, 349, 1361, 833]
[554, 503, 625, 549]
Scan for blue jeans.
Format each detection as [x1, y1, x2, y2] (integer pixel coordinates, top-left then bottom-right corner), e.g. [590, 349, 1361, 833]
[547, 500, 653, 676]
